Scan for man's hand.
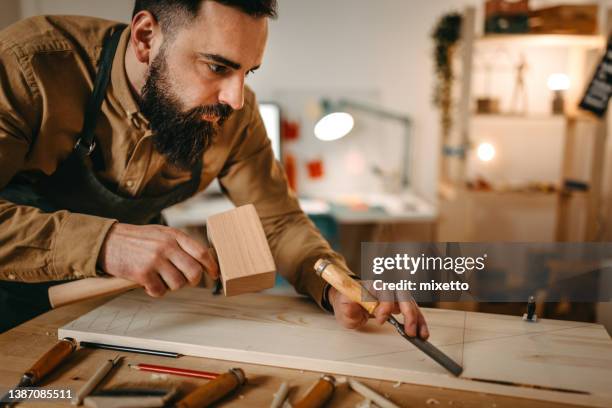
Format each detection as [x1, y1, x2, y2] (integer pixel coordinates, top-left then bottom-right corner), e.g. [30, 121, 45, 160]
[98, 223, 219, 298]
[328, 286, 430, 339]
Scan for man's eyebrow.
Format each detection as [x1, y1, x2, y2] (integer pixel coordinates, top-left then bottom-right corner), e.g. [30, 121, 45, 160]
[200, 53, 261, 72]
[200, 53, 241, 70]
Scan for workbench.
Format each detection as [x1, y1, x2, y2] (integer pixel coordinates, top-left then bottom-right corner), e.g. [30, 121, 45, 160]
[0, 294, 599, 408]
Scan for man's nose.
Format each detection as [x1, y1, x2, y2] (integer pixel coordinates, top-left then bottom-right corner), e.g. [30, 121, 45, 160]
[218, 76, 245, 111]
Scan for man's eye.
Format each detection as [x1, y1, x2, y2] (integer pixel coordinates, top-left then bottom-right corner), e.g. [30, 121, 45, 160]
[208, 63, 227, 74]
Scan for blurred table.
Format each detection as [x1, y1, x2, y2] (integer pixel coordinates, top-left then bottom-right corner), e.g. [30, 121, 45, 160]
[163, 191, 437, 227]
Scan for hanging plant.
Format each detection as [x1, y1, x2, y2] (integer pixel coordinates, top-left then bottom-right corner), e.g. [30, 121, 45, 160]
[432, 13, 463, 142]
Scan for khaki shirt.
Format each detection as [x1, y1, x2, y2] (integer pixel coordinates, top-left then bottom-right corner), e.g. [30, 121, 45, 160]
[0, 15, 348, 307]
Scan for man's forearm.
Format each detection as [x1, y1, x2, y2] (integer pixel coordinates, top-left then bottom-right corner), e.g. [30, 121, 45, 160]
[0, 199, 116, 282]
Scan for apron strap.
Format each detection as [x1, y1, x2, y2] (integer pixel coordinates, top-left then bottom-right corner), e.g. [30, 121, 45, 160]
[74, 25, 127, 170]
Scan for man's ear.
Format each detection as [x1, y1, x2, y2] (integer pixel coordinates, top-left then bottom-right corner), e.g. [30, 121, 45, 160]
[130, 11, 162, 64]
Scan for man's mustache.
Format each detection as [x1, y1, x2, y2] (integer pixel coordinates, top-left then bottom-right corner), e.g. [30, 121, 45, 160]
[187, 103, 234, 124]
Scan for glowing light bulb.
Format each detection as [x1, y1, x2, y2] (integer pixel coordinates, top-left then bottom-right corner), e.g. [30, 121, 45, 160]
[314, 112, 354, 141]
[477, 142, 495, 162]
[547, 74, 570, 91]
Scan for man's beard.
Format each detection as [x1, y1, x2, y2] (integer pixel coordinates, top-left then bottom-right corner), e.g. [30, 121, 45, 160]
[139, 48, 233, 170]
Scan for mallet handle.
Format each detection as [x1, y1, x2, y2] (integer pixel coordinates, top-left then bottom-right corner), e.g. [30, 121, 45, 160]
[48, 277, 139, 308]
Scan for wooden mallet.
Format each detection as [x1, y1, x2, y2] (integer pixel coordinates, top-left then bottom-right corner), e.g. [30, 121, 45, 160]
[47, 204, 276, 308]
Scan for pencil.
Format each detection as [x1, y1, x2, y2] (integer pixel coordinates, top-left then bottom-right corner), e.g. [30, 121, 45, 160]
[270, 382, 289, 408]
[71, 356, 121, 406]
[128, 363, 219, 380]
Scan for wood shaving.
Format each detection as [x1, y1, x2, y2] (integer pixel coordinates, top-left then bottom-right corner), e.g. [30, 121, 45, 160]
[151, 374, 168, 380]
[335, 376, 348, 385]
[426, 398, 440, 405]
[393, 381, 402, 388]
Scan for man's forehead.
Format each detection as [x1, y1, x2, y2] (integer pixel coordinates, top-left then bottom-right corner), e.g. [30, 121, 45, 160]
[179, 2, 268, 69]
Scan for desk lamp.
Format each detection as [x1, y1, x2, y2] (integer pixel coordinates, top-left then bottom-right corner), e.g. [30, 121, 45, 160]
[314, 99, 413, 190]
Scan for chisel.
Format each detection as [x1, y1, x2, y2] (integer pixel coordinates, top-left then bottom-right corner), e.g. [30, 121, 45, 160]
[292, 375, 335, 408]
[315, 259, 463, 377]
[175, 368, 246, 408]
[1, 338, 77, 407]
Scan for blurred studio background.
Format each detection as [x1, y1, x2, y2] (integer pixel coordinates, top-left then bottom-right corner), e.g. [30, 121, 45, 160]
[2, 0, 612, 332]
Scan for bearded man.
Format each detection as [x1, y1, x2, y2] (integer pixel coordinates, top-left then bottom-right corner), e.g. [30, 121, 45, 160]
[0, 0, 429, 338]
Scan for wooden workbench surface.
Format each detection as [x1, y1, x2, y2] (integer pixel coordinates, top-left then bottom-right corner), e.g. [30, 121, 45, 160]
[0, 296, 591, 408]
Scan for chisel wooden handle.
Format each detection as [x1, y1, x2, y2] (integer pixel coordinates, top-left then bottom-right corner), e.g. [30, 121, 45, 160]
[176, 368, 246, 408]
[26, 338, 77, 383]
[293, 375, 335, 408]
[48, 278, 139, 309]
[315, 259, 379, 315]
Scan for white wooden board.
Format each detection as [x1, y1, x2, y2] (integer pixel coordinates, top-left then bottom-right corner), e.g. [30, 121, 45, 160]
[59, 289, 612, 407]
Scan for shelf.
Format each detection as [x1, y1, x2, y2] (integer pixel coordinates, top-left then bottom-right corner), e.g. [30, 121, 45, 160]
[471, 112, 565, 121]
[476, 33, 605, 49]
[470, 112, 603, 124]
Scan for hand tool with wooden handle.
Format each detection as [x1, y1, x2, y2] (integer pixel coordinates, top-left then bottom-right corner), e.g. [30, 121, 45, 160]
[48, 204, 274, 308]
[315, 259, 463, 377]
[0, 338, 77, 407]
[175, 368, 246, 408]
[292, 375, 335, 408]
[48, 250, 216, 308]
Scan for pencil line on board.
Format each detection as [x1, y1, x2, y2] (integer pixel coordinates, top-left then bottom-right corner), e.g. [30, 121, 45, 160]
[337, 323, 594, 364]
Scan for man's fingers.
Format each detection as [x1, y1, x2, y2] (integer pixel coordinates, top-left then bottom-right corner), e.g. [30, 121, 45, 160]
[157, 261, 187, 291]
[399, 300, 419, 337]
[168, 248, 204, 286]
[339, 304, 369, 329]
[174, 231, 219, 279]
[342, 301, 364, 319]
[418, 310, 430, 340]
[374, 302, 395, 325]
[144, 273, 168, 298]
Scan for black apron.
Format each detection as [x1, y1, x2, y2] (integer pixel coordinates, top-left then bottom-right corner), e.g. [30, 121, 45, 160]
[0, 26, 202, 332]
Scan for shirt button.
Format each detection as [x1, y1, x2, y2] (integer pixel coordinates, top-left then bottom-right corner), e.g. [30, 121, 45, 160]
[125, 180, 135, 188]
[8, 273, 16, 280]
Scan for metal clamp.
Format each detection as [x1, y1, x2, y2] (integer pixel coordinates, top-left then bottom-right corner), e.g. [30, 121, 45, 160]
[522, 296, 538, 322]
[315, 259, 331, 277]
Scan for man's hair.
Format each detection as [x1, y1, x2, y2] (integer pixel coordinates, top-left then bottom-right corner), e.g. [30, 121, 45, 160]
[133, 0, 277, 34]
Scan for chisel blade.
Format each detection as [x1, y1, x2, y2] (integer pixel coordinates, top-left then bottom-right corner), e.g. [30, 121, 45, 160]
[388, 316, 463, 377]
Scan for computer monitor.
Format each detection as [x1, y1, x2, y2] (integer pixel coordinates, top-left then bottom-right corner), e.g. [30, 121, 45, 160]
[259, 102, 282, 160]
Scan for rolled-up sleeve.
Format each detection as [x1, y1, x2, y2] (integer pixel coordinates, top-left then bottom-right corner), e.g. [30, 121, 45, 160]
[218, 94, 352, 308]
[0, 42, 116, 282]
